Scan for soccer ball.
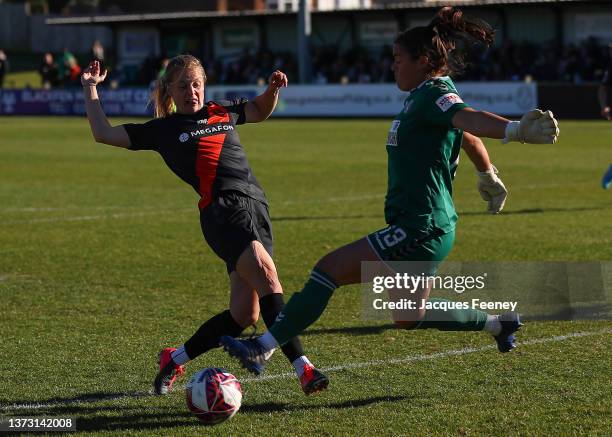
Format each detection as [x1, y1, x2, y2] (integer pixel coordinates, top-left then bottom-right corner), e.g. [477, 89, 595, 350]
[185, 368, 242, 425]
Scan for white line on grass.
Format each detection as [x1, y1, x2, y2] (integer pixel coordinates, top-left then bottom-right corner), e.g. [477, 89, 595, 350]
[0, 206, 171, 213]
[0, 209, 193, 225]
[0, 194, 385, 225]
[0, 193, 384, 224]
[279, 193, 382, 205]
[1, 328, 609, 412]
[241, 328, 612, 382]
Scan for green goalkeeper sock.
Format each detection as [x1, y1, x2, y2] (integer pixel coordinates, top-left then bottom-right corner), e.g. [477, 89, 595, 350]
[268, 268, 338, 346]
[416, 298, 488, 331]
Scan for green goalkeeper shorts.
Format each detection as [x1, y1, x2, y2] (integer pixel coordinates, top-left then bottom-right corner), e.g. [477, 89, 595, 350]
[366, 224, 454, 267]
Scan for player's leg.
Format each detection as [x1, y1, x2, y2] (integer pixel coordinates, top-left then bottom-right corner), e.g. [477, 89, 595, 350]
[386, 231, 522, 352]
[153, 192, 263, 395]
[223, 196, 327, 392]
[221, 236, 380, 373]
[264, 237, 379, 345]
[234, 241, 328, 393]
[228, 272, 260, 328]
[153, 273, 253, 395]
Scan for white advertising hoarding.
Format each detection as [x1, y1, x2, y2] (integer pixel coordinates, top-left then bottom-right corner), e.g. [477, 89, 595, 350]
[208, 82, 537, 117]
[0, 82, 537, 117]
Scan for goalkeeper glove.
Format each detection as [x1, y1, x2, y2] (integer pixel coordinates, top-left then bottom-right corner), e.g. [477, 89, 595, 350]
[503, 109, 559, 144]
[477, 165, 507, 214]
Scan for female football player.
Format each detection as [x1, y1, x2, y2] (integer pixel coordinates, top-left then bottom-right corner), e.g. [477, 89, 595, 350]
[81, 55, 328, 395]
[221, 6, 559, 374]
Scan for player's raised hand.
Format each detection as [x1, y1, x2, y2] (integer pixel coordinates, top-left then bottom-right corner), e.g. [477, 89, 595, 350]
[268, 70, 288, 93]
[476, 165, 507, 214]
[504, 109, 559, 144]
[81, 60, 107, 87]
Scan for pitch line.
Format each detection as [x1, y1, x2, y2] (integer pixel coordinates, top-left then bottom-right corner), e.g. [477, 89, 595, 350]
[1, 328, 609, 412]
[242, 328, 612, 382]
[0, 193, 384, 225]
[0, 209, 193, 225]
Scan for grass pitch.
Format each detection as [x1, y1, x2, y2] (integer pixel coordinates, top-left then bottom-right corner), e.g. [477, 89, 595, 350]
[0, 117, 611, 435]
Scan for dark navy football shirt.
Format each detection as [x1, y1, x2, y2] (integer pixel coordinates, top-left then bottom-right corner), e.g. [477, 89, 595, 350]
[124, 99, 267, 209]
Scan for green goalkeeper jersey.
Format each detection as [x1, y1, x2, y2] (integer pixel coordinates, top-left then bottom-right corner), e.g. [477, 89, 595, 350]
[384, 76, 469, 233]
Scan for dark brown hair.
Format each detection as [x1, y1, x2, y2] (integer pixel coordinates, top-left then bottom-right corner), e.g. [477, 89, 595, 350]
[151, 54, 207, 118]
[394, 6, 495, 76]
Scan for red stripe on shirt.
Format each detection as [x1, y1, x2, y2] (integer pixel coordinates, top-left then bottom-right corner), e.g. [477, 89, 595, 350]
[207, 103, 230, 125]
[196, 133, 226, 210]
[196, 104, 230, 209]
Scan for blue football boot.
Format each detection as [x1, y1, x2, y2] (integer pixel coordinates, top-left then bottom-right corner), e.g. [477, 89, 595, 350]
[601, 164, 612, 189]
[220, 335, 269, 375]
[494, 312, 523, 353]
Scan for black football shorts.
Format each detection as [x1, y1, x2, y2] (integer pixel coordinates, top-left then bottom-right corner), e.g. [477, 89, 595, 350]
[200, 190, 273, 273]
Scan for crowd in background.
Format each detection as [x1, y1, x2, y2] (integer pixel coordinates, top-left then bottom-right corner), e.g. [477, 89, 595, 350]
[37, 41, 105, 89]
[0, 37, 609, 89]
[133, 37, 610, 86]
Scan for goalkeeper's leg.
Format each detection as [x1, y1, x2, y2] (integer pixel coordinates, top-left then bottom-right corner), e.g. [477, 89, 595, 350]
[221, 237, 379, 373]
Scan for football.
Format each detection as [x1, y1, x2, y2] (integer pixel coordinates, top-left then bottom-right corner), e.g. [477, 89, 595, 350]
[185, 368, 243, 426]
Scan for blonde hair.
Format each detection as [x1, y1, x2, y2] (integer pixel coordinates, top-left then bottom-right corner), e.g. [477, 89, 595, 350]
[151, 55, 207, 118]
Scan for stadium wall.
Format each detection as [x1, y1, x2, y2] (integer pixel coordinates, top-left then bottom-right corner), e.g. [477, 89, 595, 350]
[0, 3, 30, 50]
[0, 82, 599, 118]
[29, 16, 113, 54]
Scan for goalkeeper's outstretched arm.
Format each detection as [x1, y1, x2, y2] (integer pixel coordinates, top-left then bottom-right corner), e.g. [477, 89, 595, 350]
[452, 107, 559, 144]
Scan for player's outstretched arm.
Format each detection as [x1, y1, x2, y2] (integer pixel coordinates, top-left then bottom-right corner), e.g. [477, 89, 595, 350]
[82, 60, 131, 148]
[452, 107, 559, 144]
[462, 132, 507, 214]
[244, 70, 288, 123]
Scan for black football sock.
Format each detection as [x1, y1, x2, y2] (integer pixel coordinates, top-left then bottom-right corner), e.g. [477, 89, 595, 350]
[259, 293, 305, 363]
[183, 310, 245, 360]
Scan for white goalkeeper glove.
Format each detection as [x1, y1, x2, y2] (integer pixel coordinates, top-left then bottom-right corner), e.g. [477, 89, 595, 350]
[503, 109, 559, 144]
[477, 165, 507, 214]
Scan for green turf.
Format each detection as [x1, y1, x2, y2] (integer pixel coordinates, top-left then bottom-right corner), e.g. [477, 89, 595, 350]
[0, 118, 610, 435]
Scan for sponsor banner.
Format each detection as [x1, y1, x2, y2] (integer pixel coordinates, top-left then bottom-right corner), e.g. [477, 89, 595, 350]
[0, 88, 153, 116]
[0, 82, 537, 117]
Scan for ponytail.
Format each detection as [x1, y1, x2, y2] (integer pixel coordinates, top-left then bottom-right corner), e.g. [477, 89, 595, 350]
[151, 75, 175, 119]
[395, 6, 494, 76]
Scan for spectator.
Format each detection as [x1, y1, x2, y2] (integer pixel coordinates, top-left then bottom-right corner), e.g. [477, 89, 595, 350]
[39, 52, 60, 89]
[157, 57, 170, 79]
[0, 50, 8, 88]
[59, 48, 81, 86]
[91, 40, 105, 70]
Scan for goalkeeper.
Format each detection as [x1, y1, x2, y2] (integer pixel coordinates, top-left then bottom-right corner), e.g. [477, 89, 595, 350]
[221, 6, 558, 375]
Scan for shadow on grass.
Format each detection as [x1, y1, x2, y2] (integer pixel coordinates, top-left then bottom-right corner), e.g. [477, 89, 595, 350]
[302, 324, 397, 337]
[270, 206, 610, 223]
[460, 206, 608, 216]
[240, 395, 409, 414]
[1, 391, 152, 414]
[272, 214, 379, 222]
[4, 395, 409, 432]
